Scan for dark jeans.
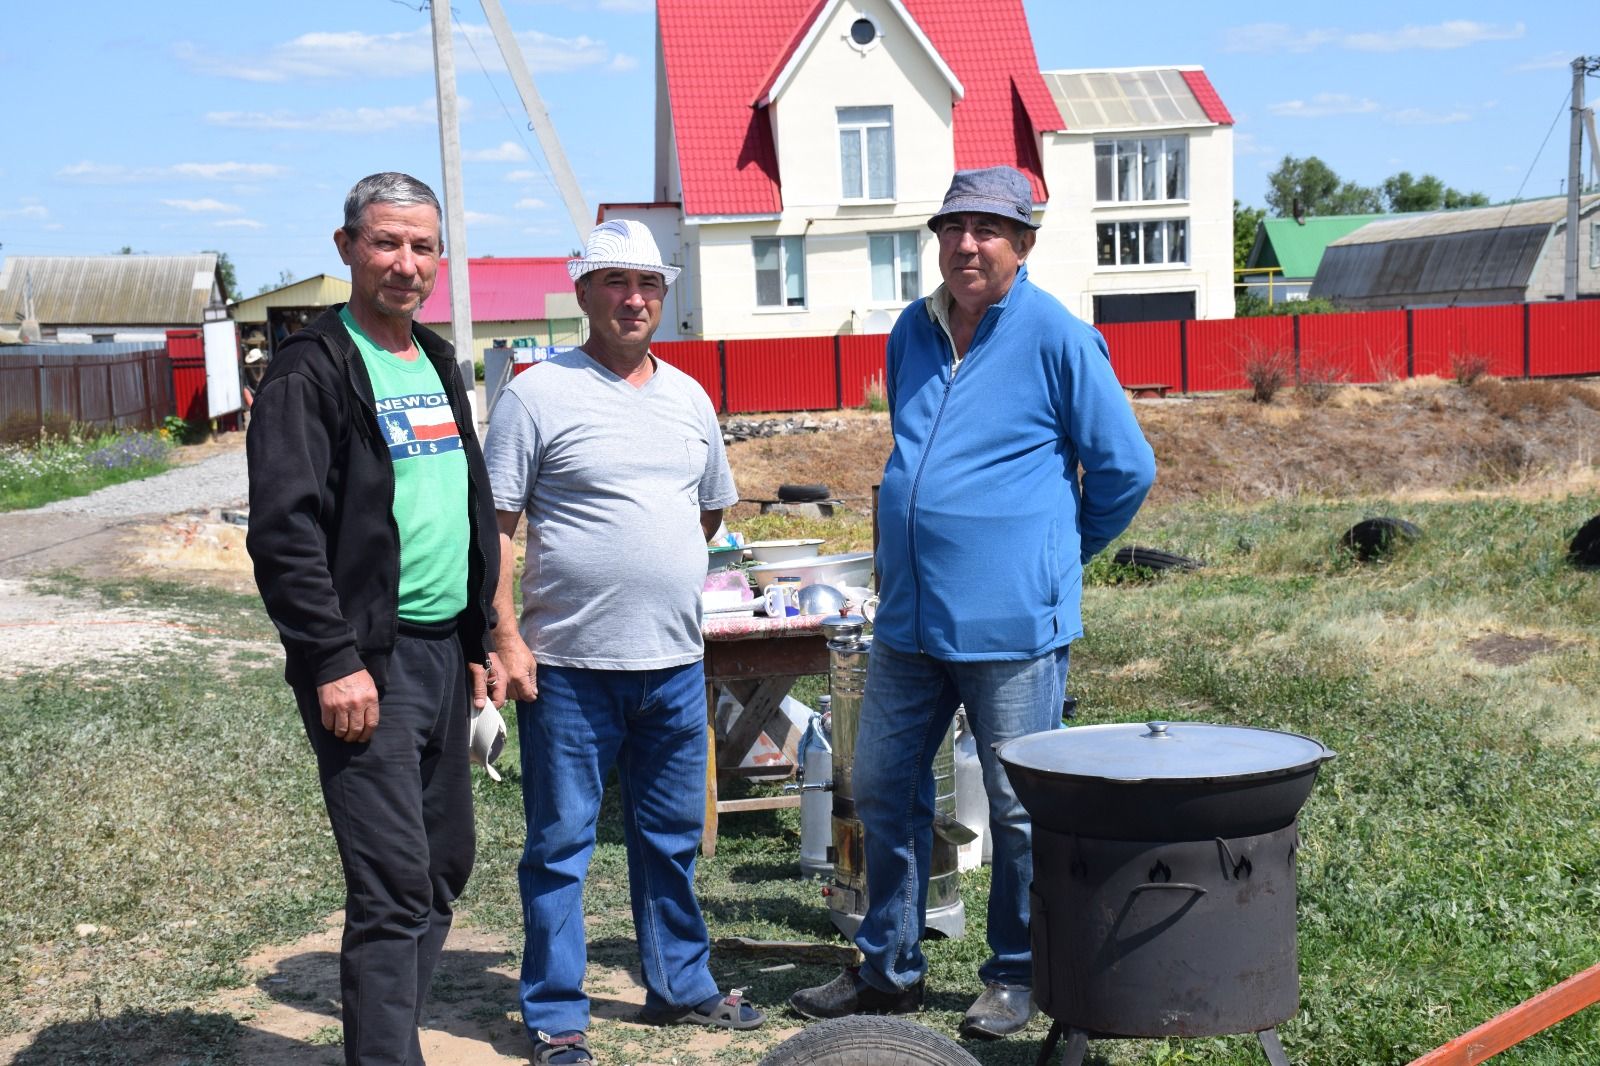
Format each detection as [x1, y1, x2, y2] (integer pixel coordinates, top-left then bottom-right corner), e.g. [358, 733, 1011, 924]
[294, 629, 476, 1066]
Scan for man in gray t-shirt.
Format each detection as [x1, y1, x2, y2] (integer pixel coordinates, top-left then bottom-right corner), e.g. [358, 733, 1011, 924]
[485, 219, 760, 1065]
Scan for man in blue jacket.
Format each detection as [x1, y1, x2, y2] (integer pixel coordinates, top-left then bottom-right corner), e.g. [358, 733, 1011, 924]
[791, 166, 1155, 1038]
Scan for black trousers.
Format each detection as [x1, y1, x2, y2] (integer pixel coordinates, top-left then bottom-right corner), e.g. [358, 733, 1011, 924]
[294, 629, 476, 1066]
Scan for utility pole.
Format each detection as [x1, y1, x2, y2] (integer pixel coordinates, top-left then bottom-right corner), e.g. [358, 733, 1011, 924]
[479, 0, 592, 242]
[431, 0, 478, 418]
[1566, 57, 1600, 302]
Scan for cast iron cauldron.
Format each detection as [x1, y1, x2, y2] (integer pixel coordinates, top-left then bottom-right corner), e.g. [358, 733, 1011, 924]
[995, 720, 1334, 841]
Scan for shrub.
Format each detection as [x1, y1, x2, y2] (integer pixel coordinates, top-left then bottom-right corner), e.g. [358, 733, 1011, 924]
[1297, 359, 1349, 405]
[861, 370, 888, 413]
[162, 415, 206, 445]
[1242, 347, 1293, 404]
[1450, 351, 1493, 386]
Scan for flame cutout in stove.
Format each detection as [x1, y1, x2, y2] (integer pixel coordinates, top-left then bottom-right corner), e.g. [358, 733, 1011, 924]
[1215, 837, 1254, 880]
[1147, 859, 1171, 883]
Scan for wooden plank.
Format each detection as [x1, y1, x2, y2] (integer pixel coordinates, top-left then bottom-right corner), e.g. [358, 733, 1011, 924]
[713, 937, 859, 967]
[702, 679, 719, 858]
[715, 795, 802, 814]
[719, 676, 799, 767]
[704, 635, 829, 681]
[1407, 961, 1600, 1065]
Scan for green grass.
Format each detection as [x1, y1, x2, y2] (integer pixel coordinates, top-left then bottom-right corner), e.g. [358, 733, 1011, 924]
[5, 490, 1600, 1063]
[0, 429, 175, 511]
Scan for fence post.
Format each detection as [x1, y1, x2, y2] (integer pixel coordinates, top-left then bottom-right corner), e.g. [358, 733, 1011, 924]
[1405, 309, 1415, 380]
[1292, 314, 1302, 384]
[35, 360, 45, 428]
[833, 334, 843, 411]
[1522, 302, 1531, 380]
[716, 339, 728, 414]
[1179, 319, 1189, 394]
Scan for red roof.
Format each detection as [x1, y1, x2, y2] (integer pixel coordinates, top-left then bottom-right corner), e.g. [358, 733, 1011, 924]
[416, 257, 573, 324]
[1179, 70, 1235, 126]
[657, 0, 1058, 217]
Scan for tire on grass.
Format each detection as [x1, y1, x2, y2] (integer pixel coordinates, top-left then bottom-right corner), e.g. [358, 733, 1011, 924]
[1111, 546, 1203, 571]
[1570, 514, 1600, 569]
[757, 1016, 981, 1066]
[1341, 517, 1421, 561]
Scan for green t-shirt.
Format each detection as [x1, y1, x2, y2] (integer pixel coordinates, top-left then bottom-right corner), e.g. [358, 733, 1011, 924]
[341, 307, 469, 624]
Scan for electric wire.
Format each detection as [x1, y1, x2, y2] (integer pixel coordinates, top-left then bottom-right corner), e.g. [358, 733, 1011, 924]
[449, 5, 560, 198]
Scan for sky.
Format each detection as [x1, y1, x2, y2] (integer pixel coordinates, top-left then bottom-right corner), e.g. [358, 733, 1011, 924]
[2, 1, 1593, 296]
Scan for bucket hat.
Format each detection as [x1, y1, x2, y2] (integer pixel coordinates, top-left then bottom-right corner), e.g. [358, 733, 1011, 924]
[927, 166, 1040, 231]
[469, 701, 507, 782]
[567, 219, 681, 285]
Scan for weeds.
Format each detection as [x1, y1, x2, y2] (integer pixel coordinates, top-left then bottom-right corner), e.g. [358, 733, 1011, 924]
[1297, 358, 1349, 405]
[0, 428, 173, 511]
[1451, 351, 1494, 385]
[1242, 346, 1293, 404]
[861, 370, 888, 413]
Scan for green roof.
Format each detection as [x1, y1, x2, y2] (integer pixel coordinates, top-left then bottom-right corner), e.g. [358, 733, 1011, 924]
[1247, 215, 1391, 279]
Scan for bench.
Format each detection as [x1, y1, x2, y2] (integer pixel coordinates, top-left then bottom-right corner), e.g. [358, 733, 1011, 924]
[1123, 382, 1172, 400]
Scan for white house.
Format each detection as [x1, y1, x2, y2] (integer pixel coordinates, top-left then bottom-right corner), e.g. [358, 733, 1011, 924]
[610, 0, 1235, 341]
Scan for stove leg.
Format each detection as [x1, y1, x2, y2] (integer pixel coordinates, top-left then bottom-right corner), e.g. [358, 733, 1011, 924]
[1257, 1028, 1291, 1066]
[1033, 1020, 1063, 1066]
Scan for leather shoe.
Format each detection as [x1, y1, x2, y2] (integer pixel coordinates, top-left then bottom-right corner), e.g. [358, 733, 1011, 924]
[960, 981, 1036, 1038]
[789, 966, 924, 1020]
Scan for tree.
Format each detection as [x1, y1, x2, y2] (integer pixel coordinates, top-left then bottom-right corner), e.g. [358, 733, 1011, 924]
[1381, 171, 1489, 212]
[1234, 200, 1265, 271]
[255, 270, 297, 296]
[204, 249, 238, 299]
[1266, 155, 1381, 217]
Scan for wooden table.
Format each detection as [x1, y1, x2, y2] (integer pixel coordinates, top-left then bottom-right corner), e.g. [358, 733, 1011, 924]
[700, 612, 830, 856]
[1124, 382, 1173, 399]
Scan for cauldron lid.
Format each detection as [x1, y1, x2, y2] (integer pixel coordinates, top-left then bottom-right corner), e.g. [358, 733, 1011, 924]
[996, 720, 1333, 783]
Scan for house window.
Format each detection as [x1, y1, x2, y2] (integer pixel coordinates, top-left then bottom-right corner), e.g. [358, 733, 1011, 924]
[754, 236, 806, 308]
[1094, 136, 1188, 202]
[869, 231, 920, 302]
[1096, 219, 1188, 267]
[848, 16, 878, 48]
[1591, 222, 1599, 270]
[839, 106, 894, 200]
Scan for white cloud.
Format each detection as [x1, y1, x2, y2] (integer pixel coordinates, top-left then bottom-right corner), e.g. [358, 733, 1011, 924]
[1508, 51, 1575, 73]
[0, 202, 48, 220]
[1232, 131, 1272, 157]
[206, 101, 439, 133]
[57, 161, 287, 183]
[175, 22, 616, 82]
[1386, 108, 1472, 125]
[597, 0, 654, 10]
[162, 198, 241, 213]
[515, 197, 548, 209]
[171, 162, 288, 181]
[1226, 20, 1523, 54]
[463, 211, 508, 225]
[607, 53, 638, 72]
[464, 141, 530, 162]
[215, 219, 266, 229]
[1268, 94, 1380, 119]
[506, 169, 544, 182]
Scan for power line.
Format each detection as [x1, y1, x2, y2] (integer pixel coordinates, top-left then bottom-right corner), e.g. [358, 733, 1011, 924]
[449, 5, 559, 197]
[1511, 86, 1572, 202]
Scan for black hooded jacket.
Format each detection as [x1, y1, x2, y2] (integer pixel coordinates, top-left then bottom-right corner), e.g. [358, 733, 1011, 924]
[245, 305, 499, 690]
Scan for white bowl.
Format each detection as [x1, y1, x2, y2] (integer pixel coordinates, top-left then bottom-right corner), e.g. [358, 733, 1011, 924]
[747, 551, 874, 591]
[745, 538, 825, 564]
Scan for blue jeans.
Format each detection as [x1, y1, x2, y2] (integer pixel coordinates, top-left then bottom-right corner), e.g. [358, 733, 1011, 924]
[515, 660, 719, 1037]
[852, 640, 1070, 992]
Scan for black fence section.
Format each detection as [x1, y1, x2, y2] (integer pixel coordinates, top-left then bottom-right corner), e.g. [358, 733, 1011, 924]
[0, 345, 175, 436]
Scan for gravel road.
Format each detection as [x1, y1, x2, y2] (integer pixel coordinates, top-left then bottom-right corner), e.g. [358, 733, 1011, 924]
[35, 448, 248, 519]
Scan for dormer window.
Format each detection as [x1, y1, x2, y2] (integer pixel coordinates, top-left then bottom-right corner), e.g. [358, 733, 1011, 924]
[839, 106, 894, 200]
[848, 17, 878, 49]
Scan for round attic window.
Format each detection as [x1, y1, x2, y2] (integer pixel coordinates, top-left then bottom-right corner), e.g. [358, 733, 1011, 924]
[849, 17, 878, 48]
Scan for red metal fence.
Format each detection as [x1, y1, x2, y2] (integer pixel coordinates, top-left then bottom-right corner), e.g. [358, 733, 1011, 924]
[649, 301, 1600, 414]
[0, 347, 174, 433]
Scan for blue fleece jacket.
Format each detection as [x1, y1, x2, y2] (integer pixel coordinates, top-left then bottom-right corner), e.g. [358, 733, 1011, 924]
[873, 264, 1156, 661]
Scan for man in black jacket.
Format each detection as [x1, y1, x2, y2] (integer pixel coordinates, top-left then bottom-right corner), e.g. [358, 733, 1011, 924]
[246, 171, 505, 1066]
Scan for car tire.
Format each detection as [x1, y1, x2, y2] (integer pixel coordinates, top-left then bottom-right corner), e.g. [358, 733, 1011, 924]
[778, 483, 831, 502]
[1111, 546, 1203, 571]
[758, 1016, 982, 1066]
[1341, 517, 1421, 561]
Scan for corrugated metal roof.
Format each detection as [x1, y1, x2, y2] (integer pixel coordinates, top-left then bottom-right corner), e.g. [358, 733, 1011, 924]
[1311, 225, 1550, 308]
[0, 254, 219, 326]
[231, 274, 352, 324]
[417, 258, 574, 324]
[1330, 194, 1600, 246]
[1042, 67, 1229, 131]
[1248, 214, 1395, 279]
[657, 0, 1058, 217]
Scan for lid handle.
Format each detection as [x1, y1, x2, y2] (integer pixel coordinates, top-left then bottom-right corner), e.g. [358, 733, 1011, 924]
[1142, 721, 1171, 739]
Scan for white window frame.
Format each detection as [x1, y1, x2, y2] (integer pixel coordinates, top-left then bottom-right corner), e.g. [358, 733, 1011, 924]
[868, 230, 921, 304]
[838, 106, 895, 201]
[1591, 221, 1599, 270]
[1095, 219, 1189, 268]
[753, 235, 807, 309]
[1094, 136, 1189, 204]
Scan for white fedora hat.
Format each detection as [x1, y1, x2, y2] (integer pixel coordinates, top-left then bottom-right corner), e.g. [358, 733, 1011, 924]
[567, 219, 681, 285]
